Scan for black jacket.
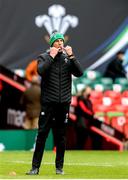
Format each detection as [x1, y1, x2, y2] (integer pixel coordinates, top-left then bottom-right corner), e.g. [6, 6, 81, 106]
[37, 51, 83, 103]
[104, 58, 126, 81]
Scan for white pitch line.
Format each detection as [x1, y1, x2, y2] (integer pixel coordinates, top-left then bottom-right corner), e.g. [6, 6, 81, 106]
[4, 160, 114, 167]
[4, 160, 128, 167]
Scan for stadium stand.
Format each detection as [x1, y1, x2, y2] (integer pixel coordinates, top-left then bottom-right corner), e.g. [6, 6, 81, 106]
[70, 70, 128, 150]
[0, 65, 28, 129]
[83, 70, 102, 80]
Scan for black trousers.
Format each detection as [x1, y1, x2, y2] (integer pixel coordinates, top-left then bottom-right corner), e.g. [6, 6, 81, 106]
[32, 102, 69, 169]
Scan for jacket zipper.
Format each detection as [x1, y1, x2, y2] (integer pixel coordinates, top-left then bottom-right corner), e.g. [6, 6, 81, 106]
[59, 57, 61, 103]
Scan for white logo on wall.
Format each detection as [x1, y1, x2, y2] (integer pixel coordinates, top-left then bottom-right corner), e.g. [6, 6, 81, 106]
[7, 109, 26, 127]
[35, 4, 79, 35]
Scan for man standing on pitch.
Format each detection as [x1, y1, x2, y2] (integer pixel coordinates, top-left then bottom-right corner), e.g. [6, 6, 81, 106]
[26, 31, 83, 175]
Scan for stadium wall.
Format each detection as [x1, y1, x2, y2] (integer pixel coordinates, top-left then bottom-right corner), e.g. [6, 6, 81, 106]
[0, 129, 53, 150]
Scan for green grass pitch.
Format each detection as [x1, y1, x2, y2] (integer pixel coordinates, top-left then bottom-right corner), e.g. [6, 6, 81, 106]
[0, 150, 128, 179]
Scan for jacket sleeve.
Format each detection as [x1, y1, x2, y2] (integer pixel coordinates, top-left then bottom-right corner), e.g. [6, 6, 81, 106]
[70, 57, 83, 77]
[37, 53, 54, 77]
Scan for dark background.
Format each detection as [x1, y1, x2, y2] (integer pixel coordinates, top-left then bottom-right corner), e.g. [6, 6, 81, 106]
[0, 0, 128, 71]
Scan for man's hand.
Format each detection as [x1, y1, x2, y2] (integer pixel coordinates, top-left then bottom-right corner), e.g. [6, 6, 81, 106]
[64, 46, 73, 56]
[50, 47, 59, 58]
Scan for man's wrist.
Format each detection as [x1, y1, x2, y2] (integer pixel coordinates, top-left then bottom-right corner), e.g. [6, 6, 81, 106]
[68, 54, 75, 59]
[68, 54, 74, 57]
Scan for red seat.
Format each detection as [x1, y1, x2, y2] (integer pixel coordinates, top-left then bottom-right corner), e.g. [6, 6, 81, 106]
[90, 90, 103, 99]
[114, 104, 128, 113]
[111, 116, 126, 133]
[115, 104, 128, 117]
[102, 96, 121, 106]
[90, 91, 103, 105]
[104, 90, 121, 99]
[93, 104, 114, 113]
[103, 116, 111, 125]
[90, 98, 102, 105]
[121, 97, 128, 106]
[122, 90, 128, 97]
